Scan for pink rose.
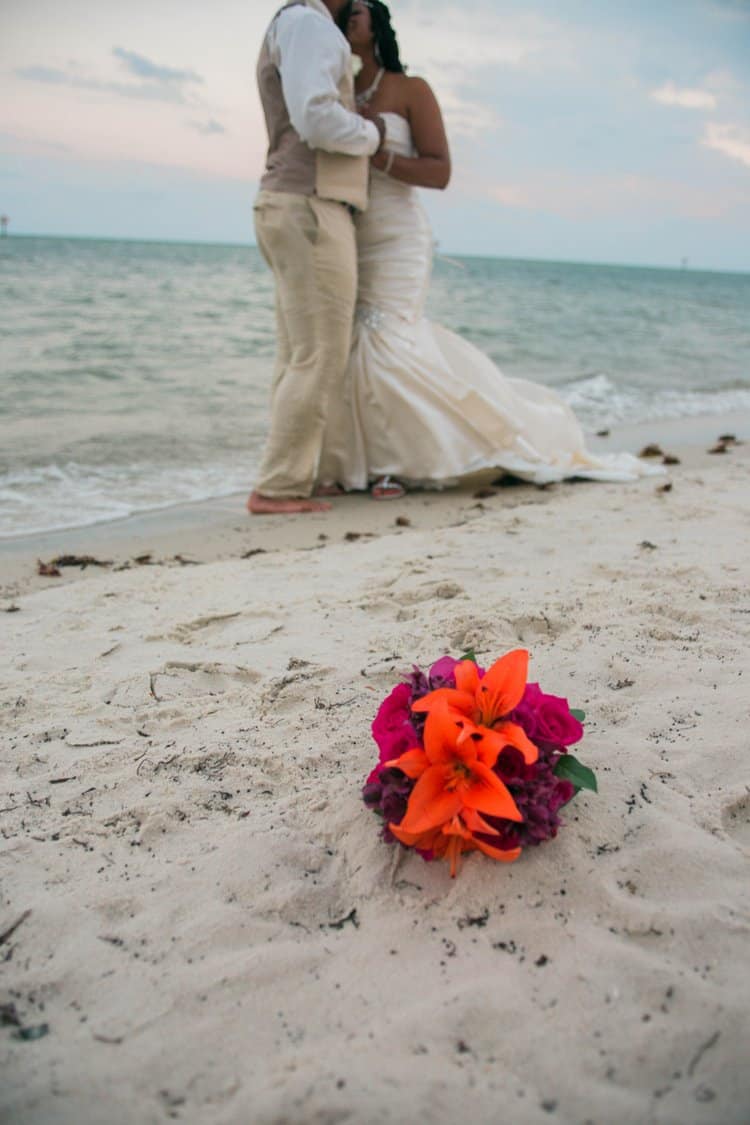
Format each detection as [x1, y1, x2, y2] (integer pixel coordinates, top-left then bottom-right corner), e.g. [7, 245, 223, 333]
[511, 682, 583, 748]
[371, 682, 420, 765]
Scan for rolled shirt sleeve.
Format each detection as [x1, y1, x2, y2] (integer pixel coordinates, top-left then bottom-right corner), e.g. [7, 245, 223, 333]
[270, 7, 380, 156]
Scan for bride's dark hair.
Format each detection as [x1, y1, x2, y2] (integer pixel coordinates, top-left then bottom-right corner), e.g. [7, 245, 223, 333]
[338, 1, 406, 74]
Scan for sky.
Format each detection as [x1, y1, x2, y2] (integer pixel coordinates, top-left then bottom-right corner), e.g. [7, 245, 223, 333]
[1, 0, 749, 270]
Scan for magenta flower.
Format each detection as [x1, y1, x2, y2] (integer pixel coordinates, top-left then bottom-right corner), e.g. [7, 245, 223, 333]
[371, 683, 420, 768]
[510, 682, 583, 748]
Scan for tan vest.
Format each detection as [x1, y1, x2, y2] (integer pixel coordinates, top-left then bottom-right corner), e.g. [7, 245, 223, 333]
[257, 0, 369, 211]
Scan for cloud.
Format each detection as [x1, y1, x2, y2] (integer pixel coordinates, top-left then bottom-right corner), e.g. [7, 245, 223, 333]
[477, 169, 746, 221]
[650, 81, 717, 110]
[436, 91, 501, 139]
[485, 184, 534, 209]
[16, 65, 71, 86]
[16, 64, 187, 103]
[189, 119, 226, 136]
[112, 47, 202, 87]
[0, 130, 71, 155]
[16, 52, 205, 105]
[394, 4, 561, 138]
[702, 122, 750, 168]
[707, 0, 750, 21]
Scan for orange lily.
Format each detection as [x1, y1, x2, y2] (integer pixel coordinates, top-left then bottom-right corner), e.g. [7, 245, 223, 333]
[412, 649, 538, 765]
[386, 702, 521, 846]
[442, 812, 522, 875]
[390, 809, 521, 877]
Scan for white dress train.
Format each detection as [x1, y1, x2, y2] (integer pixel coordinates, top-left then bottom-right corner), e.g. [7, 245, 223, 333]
[319, 113, 658, 490]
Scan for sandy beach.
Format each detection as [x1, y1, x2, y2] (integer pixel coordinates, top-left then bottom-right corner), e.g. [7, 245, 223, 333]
[2, 418, 749, 1124]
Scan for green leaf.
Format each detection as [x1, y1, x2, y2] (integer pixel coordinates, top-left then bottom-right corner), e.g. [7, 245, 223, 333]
[570, 708, 586, 722]
[554, 754, 598, 793]
[459, 648, 478, 664]
[13, 1023, 49, 1042]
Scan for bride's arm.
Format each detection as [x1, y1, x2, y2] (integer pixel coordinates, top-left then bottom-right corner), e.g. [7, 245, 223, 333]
[371, 78, 451, 190]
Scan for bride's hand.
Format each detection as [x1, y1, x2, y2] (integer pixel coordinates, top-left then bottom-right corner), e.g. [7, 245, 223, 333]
[367, 114, 387, 153]
[370, 148, 390, 171]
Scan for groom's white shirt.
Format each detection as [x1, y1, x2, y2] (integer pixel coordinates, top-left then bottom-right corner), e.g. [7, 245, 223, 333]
[266, 0, 380, 156]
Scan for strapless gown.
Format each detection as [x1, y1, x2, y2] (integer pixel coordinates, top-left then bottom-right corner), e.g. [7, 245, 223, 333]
[319, 113, 657, 489]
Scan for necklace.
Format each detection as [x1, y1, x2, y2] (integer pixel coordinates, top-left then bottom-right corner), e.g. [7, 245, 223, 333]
[355, 67, 385, 108]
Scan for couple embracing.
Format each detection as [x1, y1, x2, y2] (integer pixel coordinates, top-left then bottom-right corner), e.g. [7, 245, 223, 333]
[249, 0, 654, 517]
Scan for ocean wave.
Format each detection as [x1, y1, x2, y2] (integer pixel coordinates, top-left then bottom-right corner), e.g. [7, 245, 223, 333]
[0, 461, 253, 539]
[3, 241, 749, 539]
[560, 374, 750, 427]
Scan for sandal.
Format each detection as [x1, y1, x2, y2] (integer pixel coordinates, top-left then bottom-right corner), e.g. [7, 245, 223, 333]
[371, 475, 406, 500]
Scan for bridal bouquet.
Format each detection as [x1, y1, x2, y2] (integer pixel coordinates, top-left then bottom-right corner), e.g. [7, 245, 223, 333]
[362, 649, 597, 877]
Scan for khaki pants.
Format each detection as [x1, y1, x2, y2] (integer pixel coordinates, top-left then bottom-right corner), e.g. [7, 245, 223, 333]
[253, 190, 357, 498]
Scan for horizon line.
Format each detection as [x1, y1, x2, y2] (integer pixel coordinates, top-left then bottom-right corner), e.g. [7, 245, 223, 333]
[2, 230, 749, 278]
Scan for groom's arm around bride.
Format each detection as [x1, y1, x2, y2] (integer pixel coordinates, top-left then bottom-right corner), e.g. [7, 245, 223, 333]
[248, 0, 386, 515]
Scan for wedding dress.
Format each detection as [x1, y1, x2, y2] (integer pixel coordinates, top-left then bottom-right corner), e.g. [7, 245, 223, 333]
[319, 112, 657, 490]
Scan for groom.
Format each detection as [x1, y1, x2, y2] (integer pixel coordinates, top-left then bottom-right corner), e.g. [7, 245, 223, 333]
[248, 0, 386, 515]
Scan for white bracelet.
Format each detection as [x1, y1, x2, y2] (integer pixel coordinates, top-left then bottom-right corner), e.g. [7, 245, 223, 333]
[384, 151, 396, 176]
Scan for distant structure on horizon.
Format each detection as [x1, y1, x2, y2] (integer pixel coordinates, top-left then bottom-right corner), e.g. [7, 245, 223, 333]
[681, 257, 689, 269]
[0, 215, 8, 238]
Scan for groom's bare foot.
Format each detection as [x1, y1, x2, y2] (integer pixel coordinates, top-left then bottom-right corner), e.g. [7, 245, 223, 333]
[247, 491, 332, 515]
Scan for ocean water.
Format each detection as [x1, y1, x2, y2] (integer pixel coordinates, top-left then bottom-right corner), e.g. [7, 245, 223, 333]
[1, 235, 749, 538]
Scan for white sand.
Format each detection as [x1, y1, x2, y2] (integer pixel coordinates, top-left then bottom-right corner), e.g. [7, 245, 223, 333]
[2, 434, 749, 1124]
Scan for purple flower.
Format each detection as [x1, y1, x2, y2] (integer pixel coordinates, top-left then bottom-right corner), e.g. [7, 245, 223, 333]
[478, 744, 576, 851]
[510, 682, 583, 748]
[362, 767, 415, 844]
[407, 655, 472, 736]
[427, 655, 460, 688]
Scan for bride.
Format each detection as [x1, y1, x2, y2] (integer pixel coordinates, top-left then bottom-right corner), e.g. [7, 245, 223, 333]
[318, 0, 657, 498]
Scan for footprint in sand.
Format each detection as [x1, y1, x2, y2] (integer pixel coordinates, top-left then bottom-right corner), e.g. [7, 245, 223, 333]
[142, 748, 239, 782]
[152, 662, 261, 701]
[448, 616, 495, 652]
[509, 612, 567, 644]
[394, 579, 464, 605]
[358, 578, 464, 616]
[166, 612, 242, 643]
[250, 839, 351, 930]
[147, 609, 283, 646]
[259, 664, 334, 716]
[105, 662, 260, 707]
[721, 792, 750, 850]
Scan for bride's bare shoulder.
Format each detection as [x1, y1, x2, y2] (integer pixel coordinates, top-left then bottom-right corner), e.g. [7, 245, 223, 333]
[400, 73, 435, 94]
[387, 72, 433, 95]
[383, 73, 444, 131]
[402, 74, 441, 110]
